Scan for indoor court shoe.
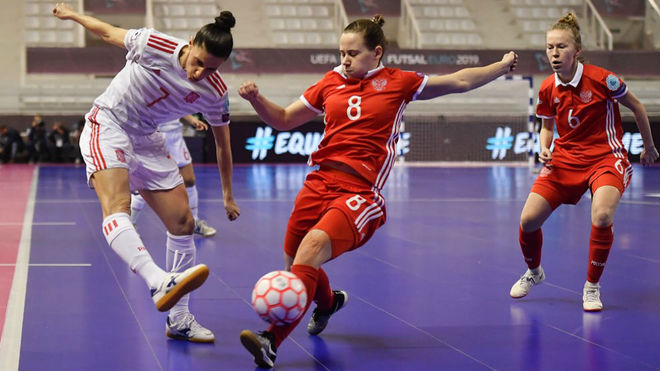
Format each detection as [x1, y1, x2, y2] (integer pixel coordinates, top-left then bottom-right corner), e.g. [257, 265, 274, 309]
[307, 290, 348, 335]
[166, 313, 215, 343]
[583, 281, 603, 312]
[510, 267, 545, 298]
[194, 219, 217, 237]
[151, 264, 209, 312]
[240, 329, 277, 368]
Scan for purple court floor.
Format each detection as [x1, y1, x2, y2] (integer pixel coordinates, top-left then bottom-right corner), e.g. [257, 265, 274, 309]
[4, 163, 660, 370]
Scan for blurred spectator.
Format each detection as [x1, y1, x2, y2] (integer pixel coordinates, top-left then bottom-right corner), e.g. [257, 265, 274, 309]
[26, 114, 50, 162]
[47, 121, 74, 162]
[70, 118, 85, 164]
[0, 124, 27, 163]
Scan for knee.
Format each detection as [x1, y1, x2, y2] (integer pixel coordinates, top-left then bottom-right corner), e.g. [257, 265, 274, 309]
[183, 178, 195, 188]
[294, 230, 331, 267]
[520, 212, 541, 232]
[592, 208, 614, 227]
[170, 210, 195, 235]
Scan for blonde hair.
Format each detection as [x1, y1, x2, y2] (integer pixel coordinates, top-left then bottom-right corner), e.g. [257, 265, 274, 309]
[549, 12, 582, 50]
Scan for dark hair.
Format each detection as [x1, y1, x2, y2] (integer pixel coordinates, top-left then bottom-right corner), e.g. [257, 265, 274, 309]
[193, 10, 235, 59]
[343, 14, 388, 58]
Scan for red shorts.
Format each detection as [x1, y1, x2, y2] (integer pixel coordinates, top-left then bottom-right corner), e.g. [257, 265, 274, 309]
[531, 157, 632, 209]
[284, 167, 386, 259]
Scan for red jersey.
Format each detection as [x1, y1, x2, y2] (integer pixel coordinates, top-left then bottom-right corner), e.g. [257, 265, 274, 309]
[536, 63, 629, 167]
[301, 65, 427, 190]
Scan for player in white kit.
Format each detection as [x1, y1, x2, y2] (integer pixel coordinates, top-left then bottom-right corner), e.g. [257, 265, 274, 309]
[130, 114, 218, 237]
[53, 3, 241, 342]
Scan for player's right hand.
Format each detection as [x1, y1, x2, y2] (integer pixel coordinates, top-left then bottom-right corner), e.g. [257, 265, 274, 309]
[502, 51, 518, 72]
[538, 147, 552, 165]
[238, 81, 260, 102]
[53, 3, 76, 20]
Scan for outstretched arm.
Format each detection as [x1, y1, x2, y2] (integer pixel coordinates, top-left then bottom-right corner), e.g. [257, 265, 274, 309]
[238, 81, 318, 131]
[53, 2, 127, 48]
[417, 51, 518, 100]
[210, 125, 240, 221]
[618, 91, 659, 166]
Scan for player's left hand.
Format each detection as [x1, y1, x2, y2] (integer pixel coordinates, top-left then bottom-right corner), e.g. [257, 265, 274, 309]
[640, 146, 659, 166]
[53, 3, 76, 20]
[224, 199, 240, 221]
[188, 117, 208, 131]
[502, 51, 518, 72]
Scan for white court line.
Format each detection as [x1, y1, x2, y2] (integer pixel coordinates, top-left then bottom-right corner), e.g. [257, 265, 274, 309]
[0, 167, 38, 371]
[0, 264, 92, 267]
[0, 222, 76, 226]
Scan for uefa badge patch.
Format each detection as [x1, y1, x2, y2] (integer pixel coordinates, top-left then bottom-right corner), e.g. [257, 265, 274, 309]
[606, 74, 621, 91]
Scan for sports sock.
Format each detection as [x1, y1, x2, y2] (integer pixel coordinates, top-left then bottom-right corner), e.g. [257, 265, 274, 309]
[268, 264, 318, 348]
[166, 232, 196, 320]
[102, 213, 164, 289]
[313, 268, 333, 311]
[587, 224, 613, 283]
[186, 186, 199, 220]
[129, 193, 146, 224]
[519, 225, 543, 270]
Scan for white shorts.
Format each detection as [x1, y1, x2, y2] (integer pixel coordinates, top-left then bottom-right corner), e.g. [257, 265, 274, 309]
[80, 106, 183, 192]
[161, 128, 192, 168]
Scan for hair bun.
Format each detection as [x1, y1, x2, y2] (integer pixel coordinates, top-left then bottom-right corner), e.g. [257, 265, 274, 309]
[214, 10, 236, 31]
[371, 14, 385, 27]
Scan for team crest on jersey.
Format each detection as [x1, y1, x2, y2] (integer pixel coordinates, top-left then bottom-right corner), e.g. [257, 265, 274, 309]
[115, 149, 126, 163]
[371, 78, 387, 91]
[184, 92, 201, 103]
[606, 74, 621, 91]
[579, 89, 592, 103]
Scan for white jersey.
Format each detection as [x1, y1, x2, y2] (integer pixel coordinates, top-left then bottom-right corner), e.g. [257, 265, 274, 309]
[158, 118, 183, 133]
[92, 28, 230, 135]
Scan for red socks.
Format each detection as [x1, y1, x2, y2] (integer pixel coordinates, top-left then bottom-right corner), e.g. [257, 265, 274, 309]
[587, 224, 613, 283]
[268, 264, 319, 348]
[519, 225, 543, 269]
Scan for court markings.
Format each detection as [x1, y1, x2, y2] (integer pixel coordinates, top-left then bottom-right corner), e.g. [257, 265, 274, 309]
[0, 167, 38, 371]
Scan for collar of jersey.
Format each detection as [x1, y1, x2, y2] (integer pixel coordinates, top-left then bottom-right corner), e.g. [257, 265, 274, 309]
[554, 62, 583, 88]
[333, 63, 385, 80]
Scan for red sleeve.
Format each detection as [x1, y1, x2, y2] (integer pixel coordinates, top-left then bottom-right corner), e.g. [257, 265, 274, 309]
[400, 70, 427, 102]
[301, 73, 331, 114]
[535, 78, 554, 119]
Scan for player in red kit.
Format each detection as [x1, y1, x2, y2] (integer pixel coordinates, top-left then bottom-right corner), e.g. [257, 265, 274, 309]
[509, 12, 658, 311]
[237, 15, 518, 368]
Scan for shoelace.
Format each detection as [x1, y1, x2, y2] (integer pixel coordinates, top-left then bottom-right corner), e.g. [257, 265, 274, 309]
[584, 288, 599, 302]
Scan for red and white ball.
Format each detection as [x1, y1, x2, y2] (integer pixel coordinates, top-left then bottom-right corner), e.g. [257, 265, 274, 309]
[251, 270, 308, 326]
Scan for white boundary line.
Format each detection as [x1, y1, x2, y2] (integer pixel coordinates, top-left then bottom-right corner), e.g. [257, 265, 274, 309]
[0, 166, 38, 371]
[0, 264, 92, 267]
[0, 222, 76, 226]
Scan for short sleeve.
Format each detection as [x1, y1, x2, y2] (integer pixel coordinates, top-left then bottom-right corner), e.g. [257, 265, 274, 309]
[124, 28, 149, 63]
[401, 71, 428, 102]
[535, 83, 554, 119]
[204, 96, 230, 127]
[602, 72, 628, 99]
[300, 79, 325, 114]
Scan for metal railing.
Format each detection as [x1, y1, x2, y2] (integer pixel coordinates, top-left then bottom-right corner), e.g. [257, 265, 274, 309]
[334, 0, 349, 32]
[583, 0, 613, 50]
[646, 0, 660, 49]
[400, 0, 423, 48]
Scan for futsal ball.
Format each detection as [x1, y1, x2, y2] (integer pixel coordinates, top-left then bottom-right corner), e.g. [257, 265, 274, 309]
[251, 270, 308, 326]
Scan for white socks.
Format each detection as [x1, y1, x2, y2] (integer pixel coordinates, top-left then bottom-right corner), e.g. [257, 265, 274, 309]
[166, 231, 196, 320]
[129, 193, 146, 225]
[186, 186, 199, 220]
[102, 212, 165, 289]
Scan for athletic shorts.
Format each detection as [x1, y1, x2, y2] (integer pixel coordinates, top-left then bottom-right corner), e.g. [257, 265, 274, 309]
[161, 128, 192, 168]
[285, 167, 387, 259]
[80, 106, 183, 192]
[531, 157, 632, 209]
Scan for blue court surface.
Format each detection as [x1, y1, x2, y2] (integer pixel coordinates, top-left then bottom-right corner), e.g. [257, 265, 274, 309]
[5, 163, 660, 370]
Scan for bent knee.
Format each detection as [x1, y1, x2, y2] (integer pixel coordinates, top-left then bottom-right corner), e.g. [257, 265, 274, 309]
[169, 212, 195, 235]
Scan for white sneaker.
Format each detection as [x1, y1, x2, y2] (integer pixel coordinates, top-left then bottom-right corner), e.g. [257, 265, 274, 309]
[166, 313, 215, 343]
[194, 219, 216, 238]
[151, 264, 209, 312]
[583, 281, 603, 312]
[510, 267, 545, 298]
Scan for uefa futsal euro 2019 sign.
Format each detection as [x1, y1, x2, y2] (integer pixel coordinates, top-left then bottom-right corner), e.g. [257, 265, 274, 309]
[245, 126, 411, 162]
